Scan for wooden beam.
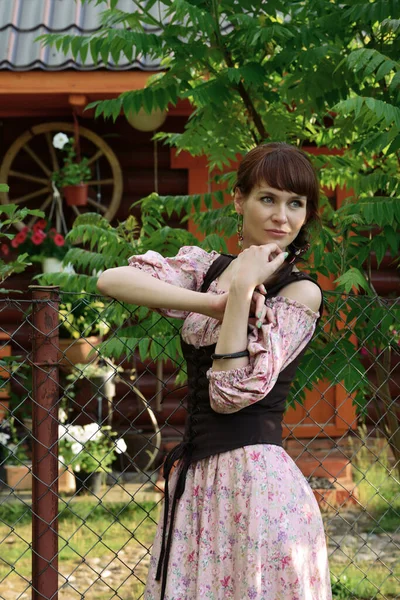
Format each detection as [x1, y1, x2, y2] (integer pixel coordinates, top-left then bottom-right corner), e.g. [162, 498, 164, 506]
[0, 71, 156, 95]
[0, 73, 193, 117]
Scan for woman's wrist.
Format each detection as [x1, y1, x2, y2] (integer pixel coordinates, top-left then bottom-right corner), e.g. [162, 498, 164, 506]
[229, 277, 255, 300]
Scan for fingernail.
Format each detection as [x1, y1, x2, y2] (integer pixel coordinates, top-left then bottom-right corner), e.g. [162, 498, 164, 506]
[257, 321, 262, 328]
[283, 251, 289, 259]
[257, 312, 262, 319]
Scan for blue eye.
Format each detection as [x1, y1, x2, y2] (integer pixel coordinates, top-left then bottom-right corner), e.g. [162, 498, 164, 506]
[261, 196, 273, 203]
[290, 200, 302, 208]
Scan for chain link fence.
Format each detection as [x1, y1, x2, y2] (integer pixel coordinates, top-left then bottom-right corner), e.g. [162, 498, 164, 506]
[0, 288, 399, 600]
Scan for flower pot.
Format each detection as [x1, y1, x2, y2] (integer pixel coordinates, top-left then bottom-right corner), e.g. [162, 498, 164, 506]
[58, 466, 76, 494]
[89, 372, 116, 399]
[23, 418, 33, 432]
[63, 183, 88, 206]
[58, 336, 100, 368]
[41, 257, 63, 273]
[5, 464, 32, 490]
[75, 471, 104, 495]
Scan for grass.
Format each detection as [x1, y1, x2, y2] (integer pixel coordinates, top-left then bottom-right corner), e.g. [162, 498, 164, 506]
[329, 432, 400, 599]
[331, 562, 400, 599]
[350, 434, 400, 534]
[0, 439, 399, 599]
[0, 499, 160, 599]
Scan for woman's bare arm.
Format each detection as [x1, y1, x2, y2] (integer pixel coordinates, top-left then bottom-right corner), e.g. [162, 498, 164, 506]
[97, 266, 224, 318]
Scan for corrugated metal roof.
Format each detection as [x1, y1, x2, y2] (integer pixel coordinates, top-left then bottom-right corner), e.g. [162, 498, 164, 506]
[0, 0, 164, 71]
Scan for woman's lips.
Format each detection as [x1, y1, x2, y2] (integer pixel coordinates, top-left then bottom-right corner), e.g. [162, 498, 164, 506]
[265, 230, 288, 238]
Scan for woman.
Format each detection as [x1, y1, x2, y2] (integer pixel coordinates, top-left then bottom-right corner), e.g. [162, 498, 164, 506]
[97, 143, 332, 600]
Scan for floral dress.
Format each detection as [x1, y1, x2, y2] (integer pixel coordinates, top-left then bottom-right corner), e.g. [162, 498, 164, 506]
[128, 246, 332, 600]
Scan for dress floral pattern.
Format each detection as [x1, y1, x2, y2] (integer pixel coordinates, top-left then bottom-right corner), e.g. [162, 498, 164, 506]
[129, 247, 332, 600]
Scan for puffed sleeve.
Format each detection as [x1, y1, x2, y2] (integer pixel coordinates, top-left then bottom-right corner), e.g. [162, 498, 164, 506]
[207, 296, 319, 413]
[128, 246, 218, 318]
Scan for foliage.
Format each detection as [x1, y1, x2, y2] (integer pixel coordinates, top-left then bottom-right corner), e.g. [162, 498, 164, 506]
[0, 418, 30, 466]
[1, 219, 70, 262]
[0, 203, 44, 292]
[58, 422, 127, 473]
[38, 0, 400, 466]
[59, 295, 110, 339]
[51, 132, 91, 187]
[38, 0, 400, 289]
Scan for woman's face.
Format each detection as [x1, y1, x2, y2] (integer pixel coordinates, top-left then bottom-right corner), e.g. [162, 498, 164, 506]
[234, 181, 308, 250]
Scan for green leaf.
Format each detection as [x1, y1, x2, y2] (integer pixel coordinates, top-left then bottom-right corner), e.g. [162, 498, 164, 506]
[335, 268, 373, 294]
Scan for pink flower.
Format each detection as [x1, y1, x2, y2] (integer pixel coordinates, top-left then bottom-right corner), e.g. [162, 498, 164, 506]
[280, 555, 291, 570]
[1, 243, 9, 255]
[233, 512, 242, 524]
[53, 233, 65, 247]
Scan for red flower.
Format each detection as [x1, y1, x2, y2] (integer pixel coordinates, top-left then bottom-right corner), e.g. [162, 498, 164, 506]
[21, 226, 29, 234]
[53, 233, 65, 247]
[11, 231, 27, 248]
[33, 219, 47, 231]
[16, 231, 27, 243]
[1, 244, 9, 255]
[31, 232, 46, 245]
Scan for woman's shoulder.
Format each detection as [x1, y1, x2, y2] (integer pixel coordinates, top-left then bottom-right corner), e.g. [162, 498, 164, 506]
[278, 270, 322, 314]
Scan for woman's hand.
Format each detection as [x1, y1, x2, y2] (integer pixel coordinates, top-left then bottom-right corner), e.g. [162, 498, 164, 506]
[207, 285, 274, 326]
[230, 243, 286, 290]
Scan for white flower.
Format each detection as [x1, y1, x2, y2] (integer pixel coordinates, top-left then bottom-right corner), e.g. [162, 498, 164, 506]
[71, 442, 84, 455]
[58, 424, 76, 443]
[68, 425, 89, 443]
[58, 408, 68, 424]
[115, 438, 127, 454]
[59, 455, 66, 465]
[92, 268, 104, 277]
[84, 423, 103, 442]
[58, 424, 68, 439]
[62, 263, 75, 275]
[53, 132, 69, 150]
[0, 432, 10, 445]
[73, 464, 81, 472]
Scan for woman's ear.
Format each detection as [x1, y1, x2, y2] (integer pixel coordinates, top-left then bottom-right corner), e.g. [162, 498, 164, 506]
[233, 187, 244, 215]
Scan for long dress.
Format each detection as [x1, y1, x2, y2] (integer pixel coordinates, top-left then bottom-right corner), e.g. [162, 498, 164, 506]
[128, 246, 332, 600]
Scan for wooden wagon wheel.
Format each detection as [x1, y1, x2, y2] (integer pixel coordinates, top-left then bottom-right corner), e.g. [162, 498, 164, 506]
[0, 122, 123, 230]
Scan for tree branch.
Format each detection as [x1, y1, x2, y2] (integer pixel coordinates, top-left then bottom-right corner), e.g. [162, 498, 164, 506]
[210, 0, 268, 141]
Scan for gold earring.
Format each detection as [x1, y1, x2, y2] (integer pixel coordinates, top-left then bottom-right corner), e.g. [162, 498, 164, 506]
[237, 214, 244, 248]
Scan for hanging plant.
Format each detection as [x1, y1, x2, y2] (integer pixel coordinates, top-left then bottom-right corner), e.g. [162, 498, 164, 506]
[51, 133, 91, 206]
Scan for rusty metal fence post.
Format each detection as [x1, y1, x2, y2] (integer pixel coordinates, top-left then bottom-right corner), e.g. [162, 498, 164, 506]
[30, 285, 60, 600]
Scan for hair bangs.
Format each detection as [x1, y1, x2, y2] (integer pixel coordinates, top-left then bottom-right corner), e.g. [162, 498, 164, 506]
[253, 150, 315, 199]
